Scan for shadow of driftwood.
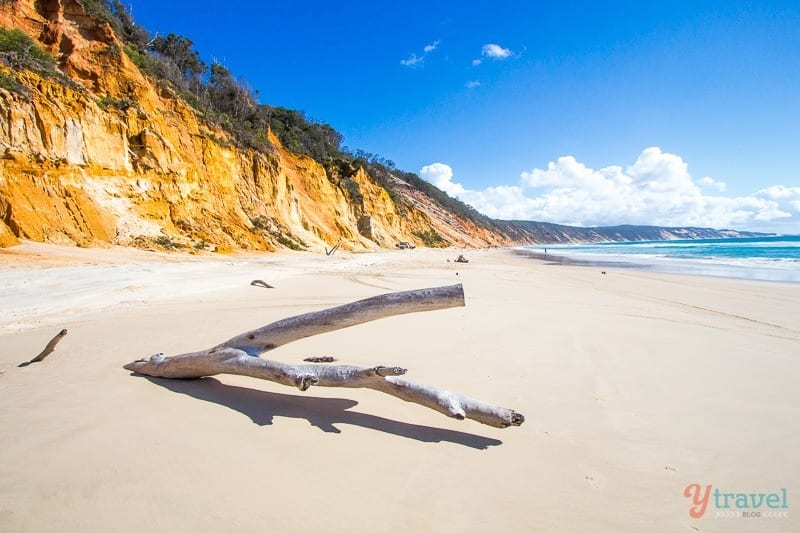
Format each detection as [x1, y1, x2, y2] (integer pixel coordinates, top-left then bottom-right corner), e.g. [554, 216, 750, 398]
[141, 376, 503, 450]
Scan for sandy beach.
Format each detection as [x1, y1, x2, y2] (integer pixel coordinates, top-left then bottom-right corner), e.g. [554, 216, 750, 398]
[0, 243, 798, 532]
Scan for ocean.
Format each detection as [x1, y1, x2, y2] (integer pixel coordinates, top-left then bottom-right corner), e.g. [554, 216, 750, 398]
[520, 235, 800, 282]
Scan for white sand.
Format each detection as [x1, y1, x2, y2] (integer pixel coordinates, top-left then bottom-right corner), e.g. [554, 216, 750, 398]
[0, 244, 798, 532]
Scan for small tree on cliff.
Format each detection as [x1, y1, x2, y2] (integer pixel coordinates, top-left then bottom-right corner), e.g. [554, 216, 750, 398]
[109, 0, 150, 48]
[149, 34, 205, 82]
[207, 62, 255, 120]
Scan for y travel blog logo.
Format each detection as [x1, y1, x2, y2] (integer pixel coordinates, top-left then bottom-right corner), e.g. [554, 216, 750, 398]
[684, 484, 789, 519]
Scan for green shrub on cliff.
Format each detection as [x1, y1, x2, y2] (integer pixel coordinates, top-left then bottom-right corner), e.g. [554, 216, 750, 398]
[0, 70, 28, 97]
[259, 106, 343, 162]
[412, 229, 448, 247]
[123, 44, 155, 74]
[0, 26, 80, 91]
[0, 27, 56, 74]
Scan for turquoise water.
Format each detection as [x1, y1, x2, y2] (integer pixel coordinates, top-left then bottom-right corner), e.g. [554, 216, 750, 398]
[522, 236, 800, 282]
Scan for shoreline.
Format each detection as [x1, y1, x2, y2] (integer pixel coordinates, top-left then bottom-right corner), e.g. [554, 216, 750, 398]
[1, 243, 798, 531]
[514, 244, 800, 283]
[3, 241, 800, 336]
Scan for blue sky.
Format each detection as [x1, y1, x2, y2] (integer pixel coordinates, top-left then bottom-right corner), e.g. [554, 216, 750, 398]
[127, 0, 800, 232]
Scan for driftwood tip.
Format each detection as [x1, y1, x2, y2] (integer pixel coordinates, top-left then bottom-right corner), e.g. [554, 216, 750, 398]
[123, 360, 146, 372]
[124, 353, 163, 372]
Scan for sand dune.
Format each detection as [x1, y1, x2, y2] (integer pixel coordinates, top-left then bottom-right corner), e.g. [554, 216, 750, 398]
[1, 245, 797, 532]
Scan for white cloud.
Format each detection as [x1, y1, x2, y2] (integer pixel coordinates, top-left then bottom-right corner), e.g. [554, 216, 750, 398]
[698, 176, 727, 192]
[401, 40, 440, 68]
[482, 43, 512, 59]
[465, 80, 480, 89]
[400, 54, 423, 67]
[473, 43, 513, 65]
[424, 40, 440, 53]
[419, 148, 800, 232]
[420, 163, 464, 197]
[756, 184, 800, 201]
[753, 185, 800, 224]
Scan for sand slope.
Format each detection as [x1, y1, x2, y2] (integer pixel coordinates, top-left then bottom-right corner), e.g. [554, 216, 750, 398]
[1, 246, 798, 532]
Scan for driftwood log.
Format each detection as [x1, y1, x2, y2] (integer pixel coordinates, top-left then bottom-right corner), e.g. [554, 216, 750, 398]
[20, 328, 68, 367]
[250, 279, 274, 289]
[124, 284, 523, 428]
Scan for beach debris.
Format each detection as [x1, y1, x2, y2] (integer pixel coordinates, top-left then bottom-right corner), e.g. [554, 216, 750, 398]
[20, 329, 68, 367]
[396, 241, 416, 249]
[304, 356, 336, 363]
[124, 284, 523, 429]
[601, 271, 607, 275]
[325, 242, 341, 256]
[250, 279, 274, 289]
[455, 254, 469, 263]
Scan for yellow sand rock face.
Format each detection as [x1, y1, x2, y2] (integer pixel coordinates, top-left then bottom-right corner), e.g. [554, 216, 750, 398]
[0, 0, 510, 251]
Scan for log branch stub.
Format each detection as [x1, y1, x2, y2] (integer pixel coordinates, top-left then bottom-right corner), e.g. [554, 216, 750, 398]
[219, 283, 465, 356]
[304, 356, 336, 363]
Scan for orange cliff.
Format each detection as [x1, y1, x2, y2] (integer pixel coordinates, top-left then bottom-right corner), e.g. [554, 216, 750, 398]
[0, 0, 510, 252]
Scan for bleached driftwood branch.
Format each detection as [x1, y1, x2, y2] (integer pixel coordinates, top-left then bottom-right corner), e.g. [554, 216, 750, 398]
[124, 284, 523, 428]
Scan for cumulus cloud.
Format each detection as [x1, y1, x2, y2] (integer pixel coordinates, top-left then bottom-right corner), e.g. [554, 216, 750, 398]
[465, 80, 480, 89]
[472, 43, 512, 65]
[698, 176, 727, 192]
[753, 186, 800, 224]
[420, 163, 464, 196]
[483, 43, 512, 59]
[419, 148, 800, 232]
[401, 40, 440, 68]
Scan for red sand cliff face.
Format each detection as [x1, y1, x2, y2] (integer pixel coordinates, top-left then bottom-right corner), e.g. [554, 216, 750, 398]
[0, 0, 510, 251]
